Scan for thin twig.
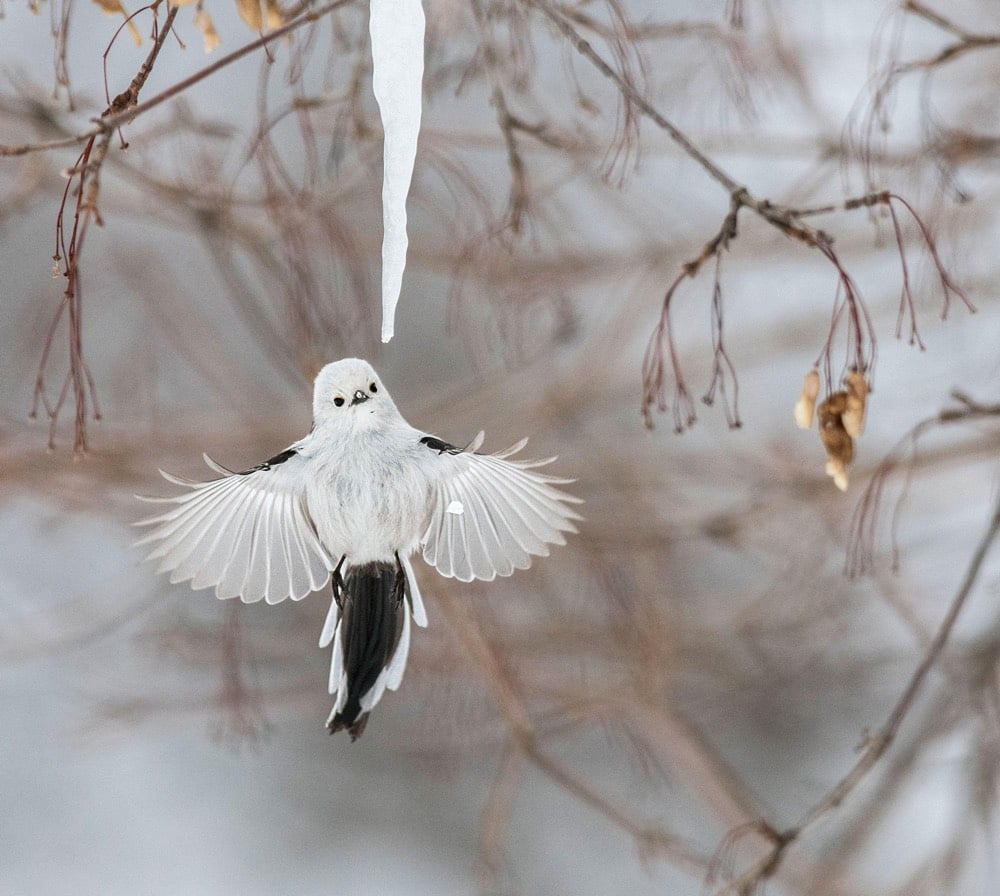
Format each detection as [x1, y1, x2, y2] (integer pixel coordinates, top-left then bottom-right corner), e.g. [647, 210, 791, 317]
[718, 491, 1000, 894]
[529, 0, 972, 434]
[0, 0, 357, 158]
[471, 0, 531, 233]
[433, 586, 711, 876]
[528, 0, 740, 195]
[848, 392, 1000, 577]
[32, 2, 181, 453]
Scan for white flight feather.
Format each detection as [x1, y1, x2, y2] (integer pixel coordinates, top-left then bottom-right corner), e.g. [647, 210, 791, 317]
[400, 553, 427, 627]
[135, 451, 334, 604]
[328, 619, 344, 695]
[420, 436, 582, 583]
[319, 598, 340, 649]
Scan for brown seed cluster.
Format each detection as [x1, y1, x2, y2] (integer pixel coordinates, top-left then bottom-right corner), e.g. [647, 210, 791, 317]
[795, 369, 870, 492]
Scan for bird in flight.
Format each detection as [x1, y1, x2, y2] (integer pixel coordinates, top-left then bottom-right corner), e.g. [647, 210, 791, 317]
[136, 358, 581, 740]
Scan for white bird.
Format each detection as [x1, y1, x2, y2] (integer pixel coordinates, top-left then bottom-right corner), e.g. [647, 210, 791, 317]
[136, 358, 582, 740]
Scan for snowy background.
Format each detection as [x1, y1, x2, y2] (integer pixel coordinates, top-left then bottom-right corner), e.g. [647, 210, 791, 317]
[2, 1, 999, 894]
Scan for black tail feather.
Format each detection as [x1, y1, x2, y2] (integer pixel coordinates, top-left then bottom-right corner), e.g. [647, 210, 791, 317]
[327, 560, 406, 740]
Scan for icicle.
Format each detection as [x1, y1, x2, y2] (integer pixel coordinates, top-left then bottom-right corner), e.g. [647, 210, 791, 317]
[369, 0, 425, 343]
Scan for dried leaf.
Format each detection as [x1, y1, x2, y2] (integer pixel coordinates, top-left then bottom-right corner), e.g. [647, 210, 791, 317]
[194, 9, 221, 51]
[264, 0, 284, 28]
[235, 0, 263, 31]
[803, 368, 821, 400]
[91, 0, 143, 45]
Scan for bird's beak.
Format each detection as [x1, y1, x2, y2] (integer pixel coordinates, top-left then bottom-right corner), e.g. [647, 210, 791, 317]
[351, 390, 370, 406]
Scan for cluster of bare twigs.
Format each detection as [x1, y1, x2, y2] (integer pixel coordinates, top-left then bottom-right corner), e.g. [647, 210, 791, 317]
[848, 390, 1000, 577]
[493, 1, 976, 436]
[632, 126, 972, 432]
[851, 0, 1000, 199]
[28, 2, 179, 452]
[718, 487, 1000, 896]
[638, 186, 974, 433]
[9, 0, 976, 451]
[5, 0, 353, 451]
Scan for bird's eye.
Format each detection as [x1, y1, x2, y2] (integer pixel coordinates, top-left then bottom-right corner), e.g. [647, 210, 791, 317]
[370, 382, 378, 393]
[334, 396, 345, 407]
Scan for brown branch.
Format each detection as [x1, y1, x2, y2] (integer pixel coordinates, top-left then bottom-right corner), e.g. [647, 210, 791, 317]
[0, 0, 357, 158]
[0, 131, 100, 158]
[527, 0, 836, 248]
[23, 0, 359, 452]
[701, 253, 741, 428]
[717, 489, 1000, 895]
[528, 0, 741, 196]
[625, 703, 763, 832]
[526, 0, 973, 434]
[555, 5, 738, 45]
[849, 2, 1000, 193]
[643, 184, 969, 430]
[902, 0, 968, 38]
[98, 0, 354, 131]
[894, 0, 1000, 76]
[471, 0, 531, 234]
[522, 1, 931, 433]
[474, 737, 528, 883]
[639, 187, 875, 430]
[433, 585, 711, 876]
[31, 3, 181, 453]
[848, 391, 1000, 577]
[641, 192, 740, 431]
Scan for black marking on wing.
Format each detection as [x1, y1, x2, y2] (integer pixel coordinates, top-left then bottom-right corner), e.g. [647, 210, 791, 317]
[239, 447, 298, 475]
[419, 435, 461, 455]
[327, 560, 406, 741]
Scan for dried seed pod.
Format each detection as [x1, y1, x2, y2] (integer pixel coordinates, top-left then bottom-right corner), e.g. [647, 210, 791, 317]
[794, 369, 821, 429]
[824, 457, 849, 491]
[194, 10, 221, 52]
[842, 371, 869, 439]
[93, 0, 143, 44]
[817, 391, 854, 491]
[833, 466, 849, 492]
[819, 417, 854, 468]
[264, 0, 284, 27]
[818, 390, 849, 425]
[236, 0, 263, 31]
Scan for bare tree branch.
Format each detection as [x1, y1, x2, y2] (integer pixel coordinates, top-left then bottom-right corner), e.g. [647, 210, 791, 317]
[717, 489, 1000, 895]
[0, 0, 357, 158]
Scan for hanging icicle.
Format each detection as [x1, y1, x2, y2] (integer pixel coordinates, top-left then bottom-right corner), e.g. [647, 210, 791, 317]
[369, 0, 425, 343]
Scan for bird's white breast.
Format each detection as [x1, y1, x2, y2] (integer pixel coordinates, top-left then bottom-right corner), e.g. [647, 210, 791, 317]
[304, 423, 431, 564]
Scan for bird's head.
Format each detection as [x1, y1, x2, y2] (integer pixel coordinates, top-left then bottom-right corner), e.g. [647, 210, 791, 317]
[312, 358, 398, 429]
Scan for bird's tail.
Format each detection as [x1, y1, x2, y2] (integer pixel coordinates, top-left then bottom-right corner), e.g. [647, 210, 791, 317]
[320, 555, 426, 740]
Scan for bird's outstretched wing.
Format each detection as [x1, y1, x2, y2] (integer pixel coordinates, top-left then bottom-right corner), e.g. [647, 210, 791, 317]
[420, 432, 583, 582]
[135, 449, 335, 604]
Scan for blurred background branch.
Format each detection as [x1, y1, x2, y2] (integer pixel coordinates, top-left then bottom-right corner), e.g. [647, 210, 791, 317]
[1, 1, 999, 894]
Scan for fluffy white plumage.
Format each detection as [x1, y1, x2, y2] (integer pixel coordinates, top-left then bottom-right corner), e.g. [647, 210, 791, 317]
[136, 358, 581, 737]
